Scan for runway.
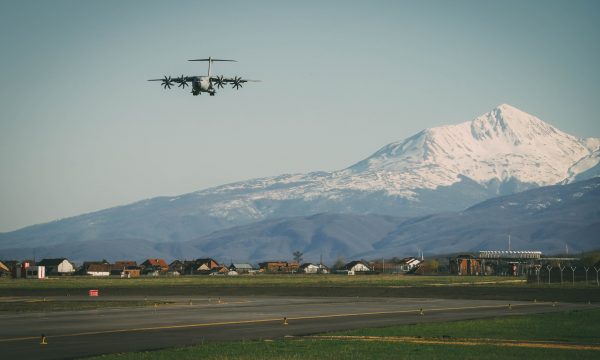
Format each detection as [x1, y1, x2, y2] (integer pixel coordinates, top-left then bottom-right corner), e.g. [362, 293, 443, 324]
[0, 296, 594, 359]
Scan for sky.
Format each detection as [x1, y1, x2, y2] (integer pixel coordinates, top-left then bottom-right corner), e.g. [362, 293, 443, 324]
[0, 0, 599, 232]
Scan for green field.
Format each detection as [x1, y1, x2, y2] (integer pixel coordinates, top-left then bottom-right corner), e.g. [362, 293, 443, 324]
[0, 274, 526, 289]
[86, 309, 600, 360]
[2, 275, 598, 303]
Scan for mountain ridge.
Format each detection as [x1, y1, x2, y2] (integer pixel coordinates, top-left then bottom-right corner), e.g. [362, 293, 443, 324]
[1, 104, 598, 261]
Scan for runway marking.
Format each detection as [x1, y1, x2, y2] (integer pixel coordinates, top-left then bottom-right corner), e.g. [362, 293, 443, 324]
[0, 302, 550, 343]
[304, 335, 600, 351]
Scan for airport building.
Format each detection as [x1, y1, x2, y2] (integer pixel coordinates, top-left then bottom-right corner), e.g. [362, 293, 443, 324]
[450, 251, 543, 276]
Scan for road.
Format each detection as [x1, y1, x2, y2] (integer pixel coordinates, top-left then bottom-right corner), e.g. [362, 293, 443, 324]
[0, 296, 595, 359]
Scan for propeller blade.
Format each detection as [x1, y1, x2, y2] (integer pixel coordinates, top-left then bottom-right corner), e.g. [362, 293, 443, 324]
[177, 75, 188, 88]
[214, 75, 225, 89]
[232, 76, 243, 90]
[161, 76, 173, 89]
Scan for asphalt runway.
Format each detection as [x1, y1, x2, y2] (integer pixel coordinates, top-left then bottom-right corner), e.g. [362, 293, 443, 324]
[0, 296, 595, 359]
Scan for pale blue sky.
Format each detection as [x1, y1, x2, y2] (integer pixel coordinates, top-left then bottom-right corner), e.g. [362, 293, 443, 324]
[1, 0, 599, 231]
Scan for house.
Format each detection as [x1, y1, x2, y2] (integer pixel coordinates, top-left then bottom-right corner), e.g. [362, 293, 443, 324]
[86, 263, 111, 276]
[229, 263, 254, 274]
[299, 263, 329, 274]
[110, 262, 141, 278]
[79, 260, 110, 275]
[344, 261, 372, 274]
[186, 258, 220, 275]
[114, 260, 137, 268]
[122, 266, 141, 278]
[0, 261, 10, 277]
[2, 260, 20, 277]
[25, 265, 45, 279]
[258, 261, 299, 273]
[37, 258, 75, 276]
[168, 260, 185, 275]
[212, 266, 230, 275]
[141, 259, 168, 275]
[398, 257, 422, 273]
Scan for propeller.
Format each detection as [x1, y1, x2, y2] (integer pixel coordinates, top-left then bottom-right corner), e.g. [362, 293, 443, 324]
[232, 76, 243, 90]
[161, 76, 174, 89]
[177, 75, 188, 88]
[214, 75, 225, 89]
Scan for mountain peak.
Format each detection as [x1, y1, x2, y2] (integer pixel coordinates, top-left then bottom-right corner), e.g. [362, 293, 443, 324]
[471, 104, 558, 145]
[348, 104, 597, 188]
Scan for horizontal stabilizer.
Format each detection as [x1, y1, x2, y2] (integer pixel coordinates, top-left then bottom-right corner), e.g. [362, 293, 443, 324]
[188, 59, 236, 62]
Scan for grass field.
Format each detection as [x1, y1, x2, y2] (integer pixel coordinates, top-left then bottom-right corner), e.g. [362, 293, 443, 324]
[0, 274, 526, 289]
[86, 309, 600, 360]
[2, 275, 599, 303]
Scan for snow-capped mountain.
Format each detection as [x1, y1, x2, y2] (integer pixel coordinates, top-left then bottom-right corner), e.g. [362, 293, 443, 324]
[348, 104, 599, 190]
[1, 104, 598, 259]
[197, 104, 599, 219]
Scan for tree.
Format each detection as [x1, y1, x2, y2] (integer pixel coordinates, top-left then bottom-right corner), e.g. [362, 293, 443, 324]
[293, 251, 303, 264]
[428, 259, 440, 274]
[332, 256, 346, 270]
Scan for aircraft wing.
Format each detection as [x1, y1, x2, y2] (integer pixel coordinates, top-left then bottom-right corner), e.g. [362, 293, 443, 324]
[148, 75, 198, 89]
[210, 76, 260, 89]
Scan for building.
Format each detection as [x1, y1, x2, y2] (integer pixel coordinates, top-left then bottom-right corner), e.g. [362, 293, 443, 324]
[86, 263, 111, 276]
[37, 258, 75, 276]
[25, 265, 46, 279]
[299, 263, 329, 274]
[212, 266, 230, 275]
[121, 266, 141, 278]
[187, 258, 220, 274]
[168, 260, 185, 275]
[344, 261, 372, 274]
[229, 263, 254, 274]
[141, 259, 169, 275]
[110, 262, 141, 278]
[0, 261, 11, 277]
[479, 250, 543, 276]
[114, 260, 137, 268]
[258, 261, 299, 273]
[449, 255, 482, 275]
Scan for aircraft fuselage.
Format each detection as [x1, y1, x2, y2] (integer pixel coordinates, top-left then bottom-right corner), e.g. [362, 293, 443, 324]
[192, 76, 215, 96]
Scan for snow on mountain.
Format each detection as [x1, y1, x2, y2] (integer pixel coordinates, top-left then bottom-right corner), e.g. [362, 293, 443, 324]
[340, 104, 597, 189]
[1, 104, 598, 260]
[202, 104, 600, 216]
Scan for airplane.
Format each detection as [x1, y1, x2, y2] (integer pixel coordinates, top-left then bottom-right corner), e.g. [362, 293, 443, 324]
[148, 57, 258, 96]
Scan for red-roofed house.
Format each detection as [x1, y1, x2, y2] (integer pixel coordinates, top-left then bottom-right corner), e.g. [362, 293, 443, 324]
[141, 258, 168, 275]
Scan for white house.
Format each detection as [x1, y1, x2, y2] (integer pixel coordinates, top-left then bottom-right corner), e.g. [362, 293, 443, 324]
[299, 263, 330, 274]
[399, 257, 422, 272]
[37, 258, 75, 276]
[300, 263, 319, 274]
[345, 261, 371, 273]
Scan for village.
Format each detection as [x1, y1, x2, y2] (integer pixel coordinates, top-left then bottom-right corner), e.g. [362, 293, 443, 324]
[2, 250, 597, 283]
[0, 256, 427, 279]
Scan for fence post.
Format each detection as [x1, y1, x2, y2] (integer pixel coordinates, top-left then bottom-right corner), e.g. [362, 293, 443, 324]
[584, 267, 589, 285]
[559, 265, 565, 284]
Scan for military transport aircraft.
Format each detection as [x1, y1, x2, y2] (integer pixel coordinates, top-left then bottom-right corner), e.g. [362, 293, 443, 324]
[148, 57, 258, 96]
